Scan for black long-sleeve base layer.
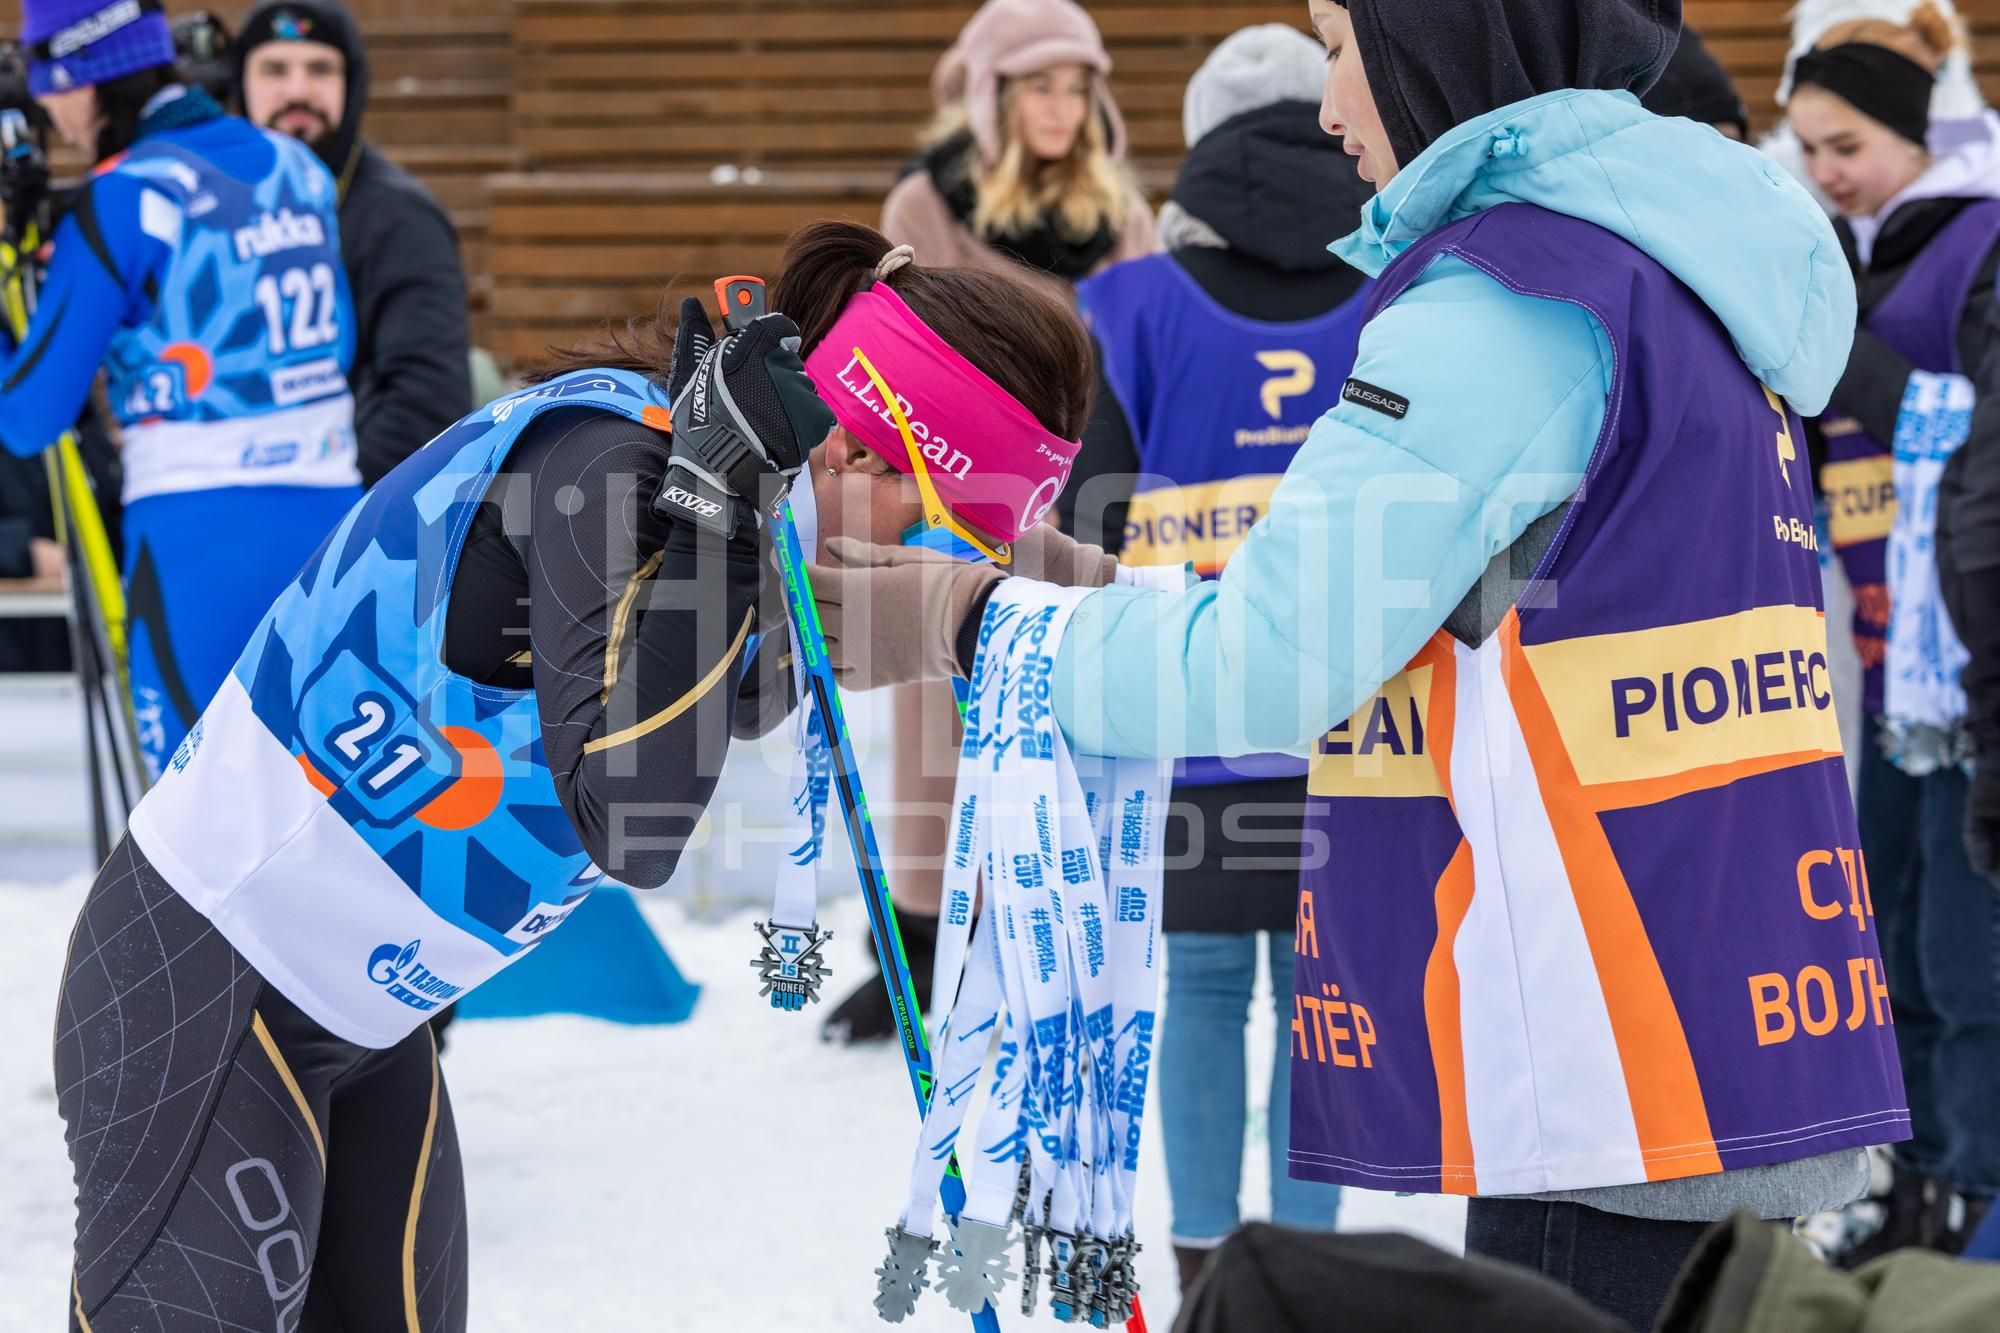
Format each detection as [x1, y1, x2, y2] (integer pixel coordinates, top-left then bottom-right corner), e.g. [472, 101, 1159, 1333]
[444, 406, 762, 888]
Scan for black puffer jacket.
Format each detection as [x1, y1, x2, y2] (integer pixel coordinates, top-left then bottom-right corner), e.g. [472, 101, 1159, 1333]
[232, 0, 472, 486]
[1925, 209, 2000, 755]
[1176, 1224, 1624, 1333]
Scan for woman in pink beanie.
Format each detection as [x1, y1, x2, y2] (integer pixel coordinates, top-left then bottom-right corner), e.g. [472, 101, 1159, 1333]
[879, 0, 1156, 293]
[823, 0, 1161, 1045]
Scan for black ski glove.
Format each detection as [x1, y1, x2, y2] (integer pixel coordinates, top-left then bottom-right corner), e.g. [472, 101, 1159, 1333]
[658, 296, 835, 540]
[1965, 760, 2000, 885]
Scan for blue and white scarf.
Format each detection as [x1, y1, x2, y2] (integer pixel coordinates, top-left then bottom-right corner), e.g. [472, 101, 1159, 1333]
[1884, 369, 1978, 775]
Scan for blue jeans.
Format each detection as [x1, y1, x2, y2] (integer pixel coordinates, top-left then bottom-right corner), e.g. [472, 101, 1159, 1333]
[1856, 723, 2000, 1195]
[1160, 931, 1342, 1244]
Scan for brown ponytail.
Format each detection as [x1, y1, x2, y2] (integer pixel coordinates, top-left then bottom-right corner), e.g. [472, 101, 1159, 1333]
[526, 287, 686, 387]
[772, 219, 1093, 443]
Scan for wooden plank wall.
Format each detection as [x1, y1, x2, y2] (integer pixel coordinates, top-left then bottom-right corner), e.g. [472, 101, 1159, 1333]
[2, 0, 1997, 365]
[0, 0, 512, 311]
[508, 0, 1303, 174]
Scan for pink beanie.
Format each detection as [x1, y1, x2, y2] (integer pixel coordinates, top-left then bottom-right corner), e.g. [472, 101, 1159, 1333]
[957, 0, 1128, 165]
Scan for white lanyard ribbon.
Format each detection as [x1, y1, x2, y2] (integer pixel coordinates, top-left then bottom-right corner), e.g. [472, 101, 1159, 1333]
[752, 476, 836, 1010]
[891, 570, 1173, 1324]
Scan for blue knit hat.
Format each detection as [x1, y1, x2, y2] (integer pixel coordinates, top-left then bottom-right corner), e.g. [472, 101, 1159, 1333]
[21, 0, 176, 96]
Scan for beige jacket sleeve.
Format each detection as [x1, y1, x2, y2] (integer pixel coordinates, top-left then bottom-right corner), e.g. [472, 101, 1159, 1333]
[1105, 186, 1161, 268]
[880, 173, 981, 270]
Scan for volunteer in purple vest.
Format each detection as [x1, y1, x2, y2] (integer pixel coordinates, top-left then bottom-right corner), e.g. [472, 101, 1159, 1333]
[1792, 4, 2000, 1261]
[812, 0, 1909, 1325]
[1062, 24, 1370, 1293]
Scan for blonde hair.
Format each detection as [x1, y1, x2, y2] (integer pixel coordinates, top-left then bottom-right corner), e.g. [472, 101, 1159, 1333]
[1814, 1, 1960, 73]
[926, 73, 1133, 243]
[921, 100, 974, 152]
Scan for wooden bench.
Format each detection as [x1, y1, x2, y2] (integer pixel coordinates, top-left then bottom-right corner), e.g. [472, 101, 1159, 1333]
[3, 0, 1996, 365]
[505, 0, 1995, 166]
[0, 3, 511, 330]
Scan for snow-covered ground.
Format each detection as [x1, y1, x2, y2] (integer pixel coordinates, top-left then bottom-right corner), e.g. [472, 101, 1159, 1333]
[0, 561, 1871, 1330]
[0, 877, 1464, 1332]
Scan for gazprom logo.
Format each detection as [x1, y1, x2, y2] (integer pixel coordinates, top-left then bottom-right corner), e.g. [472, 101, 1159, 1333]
[366, 939, 463, 1012]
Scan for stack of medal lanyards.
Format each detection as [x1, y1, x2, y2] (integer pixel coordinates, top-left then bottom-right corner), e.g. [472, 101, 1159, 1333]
[879, 571, 1172, 1329]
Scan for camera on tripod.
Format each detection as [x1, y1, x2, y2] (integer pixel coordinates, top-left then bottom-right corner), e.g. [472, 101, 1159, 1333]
[172, 12, 235, 105]
[0, 41, 52, 243]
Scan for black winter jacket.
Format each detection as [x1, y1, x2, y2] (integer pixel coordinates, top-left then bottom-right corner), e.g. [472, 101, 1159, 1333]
[232, 0, 472, 486]
[338, 144, 473, 484]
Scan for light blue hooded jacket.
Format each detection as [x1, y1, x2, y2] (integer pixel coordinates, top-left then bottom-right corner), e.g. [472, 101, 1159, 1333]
[1051, 89, 1858, 760]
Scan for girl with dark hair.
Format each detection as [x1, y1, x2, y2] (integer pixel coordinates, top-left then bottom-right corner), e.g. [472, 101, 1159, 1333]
[1065, 24, 1369, 1294]
[1789, 1, 2000, 1261]
[49, 217, 1108, 1330]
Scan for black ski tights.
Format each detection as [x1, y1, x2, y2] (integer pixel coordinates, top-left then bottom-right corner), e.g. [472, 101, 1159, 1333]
[56, 838, 468, 1331]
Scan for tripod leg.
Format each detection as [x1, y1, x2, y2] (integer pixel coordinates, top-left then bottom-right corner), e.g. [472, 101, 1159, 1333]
[65, 570, 112, 865]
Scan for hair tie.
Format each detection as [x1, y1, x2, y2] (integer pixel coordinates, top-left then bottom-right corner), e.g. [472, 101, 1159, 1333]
[874, 244, 917, 281]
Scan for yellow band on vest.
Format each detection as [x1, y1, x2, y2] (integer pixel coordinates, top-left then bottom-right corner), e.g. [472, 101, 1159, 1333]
[1121, 474, 1283, 576]
[1519, 603, 1844, 789]
[1310, 663, 1445, 799]
[1822, 454, 1895, 548]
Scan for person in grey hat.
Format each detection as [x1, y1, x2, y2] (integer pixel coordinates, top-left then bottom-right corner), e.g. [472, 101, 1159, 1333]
[1057, 24, 1374, 1295]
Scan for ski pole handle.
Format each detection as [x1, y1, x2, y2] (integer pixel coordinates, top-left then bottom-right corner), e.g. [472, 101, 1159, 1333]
[714, 275, 766, 333]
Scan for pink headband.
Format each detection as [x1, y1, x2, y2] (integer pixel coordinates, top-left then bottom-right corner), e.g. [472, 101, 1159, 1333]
[803, 284, 1079, 545]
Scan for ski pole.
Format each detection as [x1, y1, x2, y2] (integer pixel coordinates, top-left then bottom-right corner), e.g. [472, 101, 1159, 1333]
[718, 277, 1001, 1333]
